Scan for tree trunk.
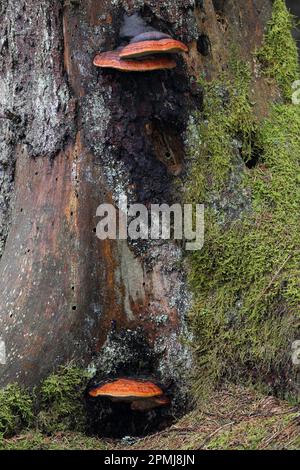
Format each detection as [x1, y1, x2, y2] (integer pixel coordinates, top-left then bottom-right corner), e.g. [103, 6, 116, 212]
[0, 0, 273, 411]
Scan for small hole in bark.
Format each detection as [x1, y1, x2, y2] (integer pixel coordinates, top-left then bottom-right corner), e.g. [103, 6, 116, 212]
[149, 119, 184, 176]
[72, 306, 77, 311]
[195, 0, 204, 9]
[197, 34, 211, 56]
[245, 142, 262, 169]
[212, 0, 226, 13]
[237, 132, 262, 169]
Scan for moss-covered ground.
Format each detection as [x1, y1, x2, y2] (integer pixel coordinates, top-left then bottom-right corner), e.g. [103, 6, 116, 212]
[1, 385, 300, 450]
[123, 385, 300, 451]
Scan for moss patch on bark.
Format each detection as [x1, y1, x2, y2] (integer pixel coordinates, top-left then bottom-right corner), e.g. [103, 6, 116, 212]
[257, 0, 299, 100]
[187, 0, 300, 399]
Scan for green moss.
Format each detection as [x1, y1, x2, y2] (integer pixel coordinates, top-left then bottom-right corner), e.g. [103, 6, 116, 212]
[206, 418, 275, 450]
[205, 430, 233, 450]
[257, 0, 299, 99]
[36, 365, 91, 434]
[189, 104, 300, 397]
[0, 431, 107, 450]
[0, 366, 93, 440]
[0, 384, 34, 437]
[188, 55, 255, 203]
[187, 5, 300, 399]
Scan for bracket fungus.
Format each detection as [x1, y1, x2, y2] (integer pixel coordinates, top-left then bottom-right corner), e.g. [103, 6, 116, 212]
[93, 50, 176, 72]
[93, 13, 188, 73]
[88, 378, 170, 411]
[119, 39, 188, 59]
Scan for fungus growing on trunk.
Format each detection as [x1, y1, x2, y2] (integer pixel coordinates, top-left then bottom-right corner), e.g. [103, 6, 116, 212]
[88, 378, 170, 411]
[93, 51, 176, 72]
[94, 12, 188, 73]
[130, 395, 170, 411]
[119, 39, 188, 59]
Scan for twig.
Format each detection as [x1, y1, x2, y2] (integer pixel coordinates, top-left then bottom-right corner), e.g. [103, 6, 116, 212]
[246, 409, 299, 420]
[284, 432, 300, 449]
[259, 423, 295, 450]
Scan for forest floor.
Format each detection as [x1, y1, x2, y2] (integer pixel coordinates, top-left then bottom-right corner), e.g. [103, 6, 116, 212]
[1, 385, 300, 450]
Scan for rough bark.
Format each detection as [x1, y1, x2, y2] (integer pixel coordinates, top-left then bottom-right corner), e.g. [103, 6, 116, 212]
[0, 0, 274, 419]
[287, 0, 300, 47]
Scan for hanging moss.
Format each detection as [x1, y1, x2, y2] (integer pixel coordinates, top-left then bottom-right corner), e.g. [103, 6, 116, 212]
[187, 1, 300, 400]
[0, 384, 34, 437]
[257, 0, 299, 100]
